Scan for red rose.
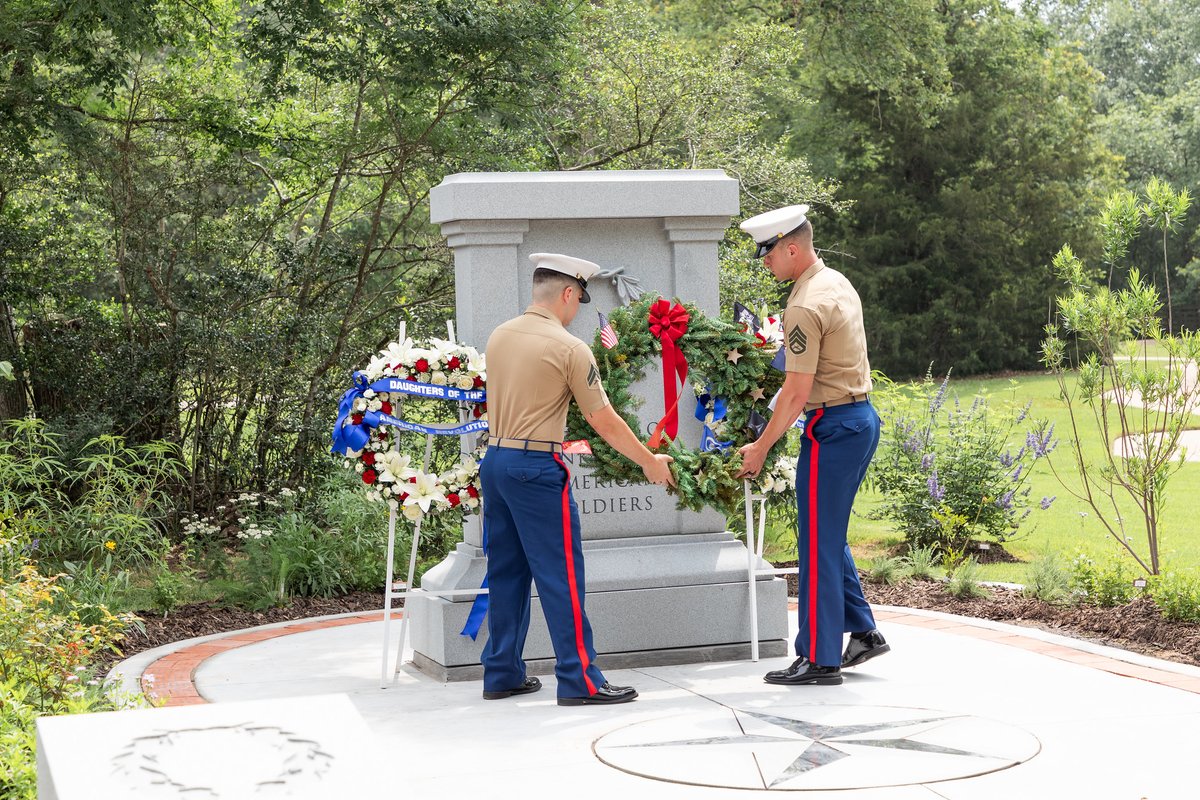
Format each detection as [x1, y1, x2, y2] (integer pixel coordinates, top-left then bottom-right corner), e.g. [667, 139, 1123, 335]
[473, 402, 487, 418]
[398, 492, 409, 502]
[466, 485, 479, 499]
[415, 358, 430, 373]
[447, 356, 461, 370]
[362, 469, 377, 485]
[380, 401, 392, 415]
[447, 493, 461, 508]
[473, 375, 483, 388]
[351, 413, 363, 425]
[362, 451, 376, 465]
[407, 374, 416, 381]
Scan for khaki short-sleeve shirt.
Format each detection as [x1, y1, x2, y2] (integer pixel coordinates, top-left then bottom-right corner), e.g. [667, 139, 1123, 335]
[485, 305, 609, 441]
[782, 259, 873, 403]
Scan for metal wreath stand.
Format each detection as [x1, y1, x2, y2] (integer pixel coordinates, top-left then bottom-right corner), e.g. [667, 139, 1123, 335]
[379, 321, 488, 688]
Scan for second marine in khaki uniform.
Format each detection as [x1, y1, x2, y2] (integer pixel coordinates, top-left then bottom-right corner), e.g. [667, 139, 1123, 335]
[737, 205, 890, 687]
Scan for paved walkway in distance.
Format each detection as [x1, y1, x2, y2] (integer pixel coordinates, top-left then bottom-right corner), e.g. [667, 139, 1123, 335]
[1109, 355, 1200, 461]
[111, 603, 1200, 799]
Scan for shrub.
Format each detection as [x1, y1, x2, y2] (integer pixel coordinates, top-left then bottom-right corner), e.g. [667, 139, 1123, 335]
[905, 545, 941, 582]
[1151, 572, 1200, 623]
[55, 555, 133, 627]
[1069, 553, 1139, 607]
[222, 482, 389, 609]
[0, 529, 142, 800]
[0, 419, 183, 569]
[1022, 553, 1072, 604]
[946, 558, 988, 599]
[870, 371, 1055, 555]
[864, 555, 909, 586]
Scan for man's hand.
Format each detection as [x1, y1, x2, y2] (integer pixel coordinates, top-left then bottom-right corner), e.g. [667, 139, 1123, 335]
[642, 452, 676, 487]
[737, 442, 767, 479]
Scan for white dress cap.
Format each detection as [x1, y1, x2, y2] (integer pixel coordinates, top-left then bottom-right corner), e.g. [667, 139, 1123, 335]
[529, 252, 600, 303]
[739, 204, 810, 258]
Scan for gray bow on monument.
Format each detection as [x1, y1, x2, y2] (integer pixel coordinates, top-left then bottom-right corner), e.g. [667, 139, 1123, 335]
[596, 266, 645, 306]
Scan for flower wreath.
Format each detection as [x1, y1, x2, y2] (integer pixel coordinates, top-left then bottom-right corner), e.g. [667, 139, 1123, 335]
[335, 336, 487, 523]
[565, 295, 796, 516]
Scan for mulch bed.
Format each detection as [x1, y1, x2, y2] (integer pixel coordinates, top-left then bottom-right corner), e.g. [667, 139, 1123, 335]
[101, 576, 1200, 676]
[863, 580, 1200, 668]
[100, 591, 388, 675]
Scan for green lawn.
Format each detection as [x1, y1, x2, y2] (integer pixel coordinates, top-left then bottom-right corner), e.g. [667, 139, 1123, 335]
[770, 370, 1200, 583]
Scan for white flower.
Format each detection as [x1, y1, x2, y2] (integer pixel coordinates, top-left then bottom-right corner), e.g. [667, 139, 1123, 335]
[390, 499, 401, 510]
[368, 399, 382, 411]
[417, 372, 431, 383]
[378, 452, 418, 483]
[464, 497, 480, 509]
[456, 375, 475, 390]
[402, 503, 422, 520]
[381, 339, 418, 369]
[431, 371, 447, 385]
[466, 348, 486, 380]
[426, 338, 461, 365]
[758, 315, 784, 346]
[363, 389, 376, 399]
[364, 354, 390, 381]
[354, 398, 367, 411]
[404, 472, 448, 512]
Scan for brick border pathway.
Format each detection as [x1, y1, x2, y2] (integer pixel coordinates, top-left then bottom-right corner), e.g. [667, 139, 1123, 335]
[141, 611, 386, 706]
[872, 608, 1200, 693]
[138, 606, 1200, 707]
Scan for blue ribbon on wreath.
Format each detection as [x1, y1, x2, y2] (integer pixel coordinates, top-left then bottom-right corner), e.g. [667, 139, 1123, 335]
[331, 371, 488, 455]
[694, 388, 733, 453]
[459, 523, 490, 640]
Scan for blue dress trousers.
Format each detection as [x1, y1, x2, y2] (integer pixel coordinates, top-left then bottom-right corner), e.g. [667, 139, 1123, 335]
[794, 400, 881, 666]
[479, 446, 606, 698]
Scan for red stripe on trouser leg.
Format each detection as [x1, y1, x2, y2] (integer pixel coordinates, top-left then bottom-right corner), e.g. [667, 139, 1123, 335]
[553, 454, 596, 696]
[805, 409, 825, 660]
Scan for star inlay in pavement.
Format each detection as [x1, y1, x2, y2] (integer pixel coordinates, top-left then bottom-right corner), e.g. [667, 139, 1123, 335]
[593, 704, 1041, 791]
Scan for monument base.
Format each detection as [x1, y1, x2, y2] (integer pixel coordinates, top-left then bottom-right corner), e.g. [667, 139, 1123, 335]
[411, 639, 789, 682]
[407, 535, 791, 680]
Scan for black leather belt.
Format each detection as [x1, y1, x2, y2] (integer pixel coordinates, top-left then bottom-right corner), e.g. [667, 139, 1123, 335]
[805, 393, 870, 412]
[491, 438, 563, 454]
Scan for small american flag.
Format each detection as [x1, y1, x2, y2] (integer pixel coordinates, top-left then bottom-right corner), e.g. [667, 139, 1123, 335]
[598, 312, 618, 349]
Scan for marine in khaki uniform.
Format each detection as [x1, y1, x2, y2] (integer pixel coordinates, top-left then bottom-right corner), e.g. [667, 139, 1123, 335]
[736, 205, 890, 686]
[480, 253, 675, 706]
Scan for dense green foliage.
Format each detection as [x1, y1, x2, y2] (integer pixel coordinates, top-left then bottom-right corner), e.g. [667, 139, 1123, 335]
[1036, 0, 1200, 330]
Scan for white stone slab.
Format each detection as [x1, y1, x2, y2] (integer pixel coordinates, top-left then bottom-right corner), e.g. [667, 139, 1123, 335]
[36, 694, 383, 800]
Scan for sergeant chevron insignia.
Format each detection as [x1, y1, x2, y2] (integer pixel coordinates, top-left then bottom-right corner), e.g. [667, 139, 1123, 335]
[788, 325, 807, 355]
[587, 364, 599, 386]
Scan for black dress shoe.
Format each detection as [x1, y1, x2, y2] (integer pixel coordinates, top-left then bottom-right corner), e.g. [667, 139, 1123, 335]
[557, 682, 638, 706]
[763, 657, 842, 685]
[482, 676, 542, 700]
[841, 629, 891, 669]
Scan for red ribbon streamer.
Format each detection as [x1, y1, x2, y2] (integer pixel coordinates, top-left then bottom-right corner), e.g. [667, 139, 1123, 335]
[647, 299, 690, 447]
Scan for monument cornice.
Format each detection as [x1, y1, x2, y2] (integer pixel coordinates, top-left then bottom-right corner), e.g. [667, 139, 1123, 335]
[431, 169, 739, 223]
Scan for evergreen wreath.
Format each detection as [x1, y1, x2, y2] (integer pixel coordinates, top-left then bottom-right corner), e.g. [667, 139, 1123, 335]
[565, 294, 793, 516]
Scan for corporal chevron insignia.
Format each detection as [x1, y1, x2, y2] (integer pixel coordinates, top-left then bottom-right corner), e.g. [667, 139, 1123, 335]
[788, 324, 808, 355]
[587, 364, 599, 387]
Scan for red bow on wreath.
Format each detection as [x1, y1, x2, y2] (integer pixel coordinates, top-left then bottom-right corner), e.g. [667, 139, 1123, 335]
[647, 299, 690, 447]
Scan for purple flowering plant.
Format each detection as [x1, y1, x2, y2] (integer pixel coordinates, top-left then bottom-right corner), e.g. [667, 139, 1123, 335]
[869, 369, 1057, 554]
